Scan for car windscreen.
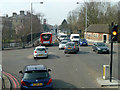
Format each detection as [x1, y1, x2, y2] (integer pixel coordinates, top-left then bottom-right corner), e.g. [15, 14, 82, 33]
[36, 48, 45, 51]
[23, 70, 49, 80]
[81, 39, 86, 42]
[42, 34, 51, 40]
[73, 36, 79, 38]
[97, 43, 106, 47]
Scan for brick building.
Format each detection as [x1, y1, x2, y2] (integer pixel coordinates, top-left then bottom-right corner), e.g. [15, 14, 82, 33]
[85, 24, 111, 43]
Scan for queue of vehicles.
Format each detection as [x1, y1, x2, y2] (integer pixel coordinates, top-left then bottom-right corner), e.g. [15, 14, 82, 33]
[19, 32, 110, 89]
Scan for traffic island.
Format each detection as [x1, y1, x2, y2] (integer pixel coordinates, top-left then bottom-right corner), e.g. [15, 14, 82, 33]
[97, 77, 120, 88]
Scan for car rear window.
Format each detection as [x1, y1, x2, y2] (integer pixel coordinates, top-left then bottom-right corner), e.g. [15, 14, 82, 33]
[23, 70, 49, 80]
[66, 43, 74, 46]
[61, 42, 67, 44]
[36, 48, 45, 51]
[73, 36, 79, 38]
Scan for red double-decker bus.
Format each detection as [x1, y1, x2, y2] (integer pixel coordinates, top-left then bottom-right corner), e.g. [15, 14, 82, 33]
[40, 32, 52, 45]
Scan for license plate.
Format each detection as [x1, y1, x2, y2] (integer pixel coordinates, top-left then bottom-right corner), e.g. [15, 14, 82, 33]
[68, 48, 72, 49]
[38, 54, 43, 56]
[33, 83, 43, 86]
[45, 43, 48, 45]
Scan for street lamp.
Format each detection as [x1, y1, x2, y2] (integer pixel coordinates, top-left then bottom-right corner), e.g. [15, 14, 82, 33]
[76, 2, 87, 39]
[31, 2, 43, 45]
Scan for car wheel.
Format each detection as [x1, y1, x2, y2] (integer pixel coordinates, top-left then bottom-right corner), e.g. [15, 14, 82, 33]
[34, 57, 36, 59]
[92, 49, 95, 52]
[64, 51, 67, 54]
[97, 51, 99, 54]
[46, 55, 48, 59]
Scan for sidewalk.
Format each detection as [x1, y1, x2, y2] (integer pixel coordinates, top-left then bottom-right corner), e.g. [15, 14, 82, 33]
[97, 77, 120, 88]
[2, 74, 11, 89]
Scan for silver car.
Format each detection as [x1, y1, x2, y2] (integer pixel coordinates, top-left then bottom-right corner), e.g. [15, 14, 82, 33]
[59, 40, 68, 50]
[33, 46, 48, 59]
[64, 42, 79, 54]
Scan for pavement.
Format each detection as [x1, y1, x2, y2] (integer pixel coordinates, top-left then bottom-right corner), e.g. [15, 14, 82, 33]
[2, 74, 11, 89]
[97, 77, 120, 88]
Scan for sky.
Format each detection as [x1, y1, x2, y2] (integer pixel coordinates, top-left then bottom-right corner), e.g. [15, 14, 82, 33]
[0, 0, 119, 25]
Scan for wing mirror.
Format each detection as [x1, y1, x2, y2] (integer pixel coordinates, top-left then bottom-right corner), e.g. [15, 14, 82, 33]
[48, 69, 51, 72]
[19, 70, 23, 74]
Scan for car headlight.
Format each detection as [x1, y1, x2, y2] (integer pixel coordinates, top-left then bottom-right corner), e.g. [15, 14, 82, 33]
[97, 48, 101, 50]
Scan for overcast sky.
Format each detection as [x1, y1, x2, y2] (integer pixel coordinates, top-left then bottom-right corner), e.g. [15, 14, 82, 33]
[0, 0, 119, 25]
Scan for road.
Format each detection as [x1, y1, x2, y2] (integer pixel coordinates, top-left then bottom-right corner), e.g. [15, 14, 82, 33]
[2, 44, 118, 89]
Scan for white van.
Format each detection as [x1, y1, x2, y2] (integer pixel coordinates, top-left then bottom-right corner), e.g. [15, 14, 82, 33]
[58, 34, 67, 41]
[70, 34, 80, 42]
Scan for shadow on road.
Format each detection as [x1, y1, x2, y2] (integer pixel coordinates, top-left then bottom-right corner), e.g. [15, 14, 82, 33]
[77, 51, 90, 54]
[48, 54, 60, 59]
[52, 79, 77, 88]
[34, 54, 60, 60]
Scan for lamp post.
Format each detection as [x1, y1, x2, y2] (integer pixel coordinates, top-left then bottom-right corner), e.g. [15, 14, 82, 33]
[76, 2, 87, 39]
[31, 2, 43, 44]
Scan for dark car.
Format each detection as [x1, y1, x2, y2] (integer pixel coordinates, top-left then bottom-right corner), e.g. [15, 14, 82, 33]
[79, 38, 88, 46]
[92, 42, 109, 54]
[19, 65, 52, 90]
[64, 42, 79, 54]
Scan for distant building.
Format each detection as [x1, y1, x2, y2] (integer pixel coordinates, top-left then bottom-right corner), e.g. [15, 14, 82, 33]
[85, 24, 111, 43]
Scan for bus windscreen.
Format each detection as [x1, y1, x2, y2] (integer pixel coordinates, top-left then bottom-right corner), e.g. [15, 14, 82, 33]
[42, 34, 51, 40]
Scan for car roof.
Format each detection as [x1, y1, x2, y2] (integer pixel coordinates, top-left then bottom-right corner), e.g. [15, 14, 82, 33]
[25, 65, 47, 72]
[67, 42, 75, 44]
[61, 40, 68, 42]
[35, 46, 46, 49]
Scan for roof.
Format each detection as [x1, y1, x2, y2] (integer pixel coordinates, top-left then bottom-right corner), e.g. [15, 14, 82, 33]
[25, 65, 47, 71]
[35, 46, 46, 48]
[42, 32, 52, 34]
[86, 24, 110, 34]
[70, 34, 79, 36]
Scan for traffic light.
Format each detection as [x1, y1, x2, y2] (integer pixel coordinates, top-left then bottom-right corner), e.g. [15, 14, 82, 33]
[112, 25, 118, 41]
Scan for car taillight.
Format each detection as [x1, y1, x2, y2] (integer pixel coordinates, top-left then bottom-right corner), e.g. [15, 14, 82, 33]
[34, 51, 37, 53]
[21, 80, 27, 86]
[74, 45, 75, 49]
[47, 78, 52, 85]
[45, 50, 47, 53]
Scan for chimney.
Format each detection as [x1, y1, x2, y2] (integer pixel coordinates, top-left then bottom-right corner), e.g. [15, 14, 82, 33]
[20, 11, 25, 15]
[13, 12, 17, 17]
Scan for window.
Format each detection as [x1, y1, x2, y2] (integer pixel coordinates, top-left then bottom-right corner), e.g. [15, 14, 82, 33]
[23, 70, 49, 80]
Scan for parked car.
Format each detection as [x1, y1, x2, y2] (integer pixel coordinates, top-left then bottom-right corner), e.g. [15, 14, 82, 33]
[33, 46, 48, 59]
[64, 42, 79, 54]
[92, 42, 109, 54]
[19, 64, 52, 90]
[59, 40, 68, 50]
[79, 38, 88, 46]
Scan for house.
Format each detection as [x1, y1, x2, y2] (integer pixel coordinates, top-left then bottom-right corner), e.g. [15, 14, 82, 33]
[85, 24, 111, 43]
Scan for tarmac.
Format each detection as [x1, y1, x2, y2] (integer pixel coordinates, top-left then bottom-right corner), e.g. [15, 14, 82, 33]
[1, 42, 119, 89]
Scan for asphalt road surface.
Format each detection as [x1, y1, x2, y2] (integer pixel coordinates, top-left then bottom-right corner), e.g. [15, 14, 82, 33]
[2, 44, 119, 89]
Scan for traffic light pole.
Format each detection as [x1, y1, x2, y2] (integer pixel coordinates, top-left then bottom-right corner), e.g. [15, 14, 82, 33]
[110, 34, 113, 82]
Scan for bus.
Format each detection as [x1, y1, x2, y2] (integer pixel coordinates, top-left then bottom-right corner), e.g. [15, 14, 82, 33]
[40, 32, 52, 45]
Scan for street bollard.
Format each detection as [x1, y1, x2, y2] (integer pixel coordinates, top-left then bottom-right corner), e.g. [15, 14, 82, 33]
[103, 65, 110, 80]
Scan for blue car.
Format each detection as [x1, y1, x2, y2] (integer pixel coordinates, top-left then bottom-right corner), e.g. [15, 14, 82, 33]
[79, 38, 88, 46]
[19, 65, 52, 90]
